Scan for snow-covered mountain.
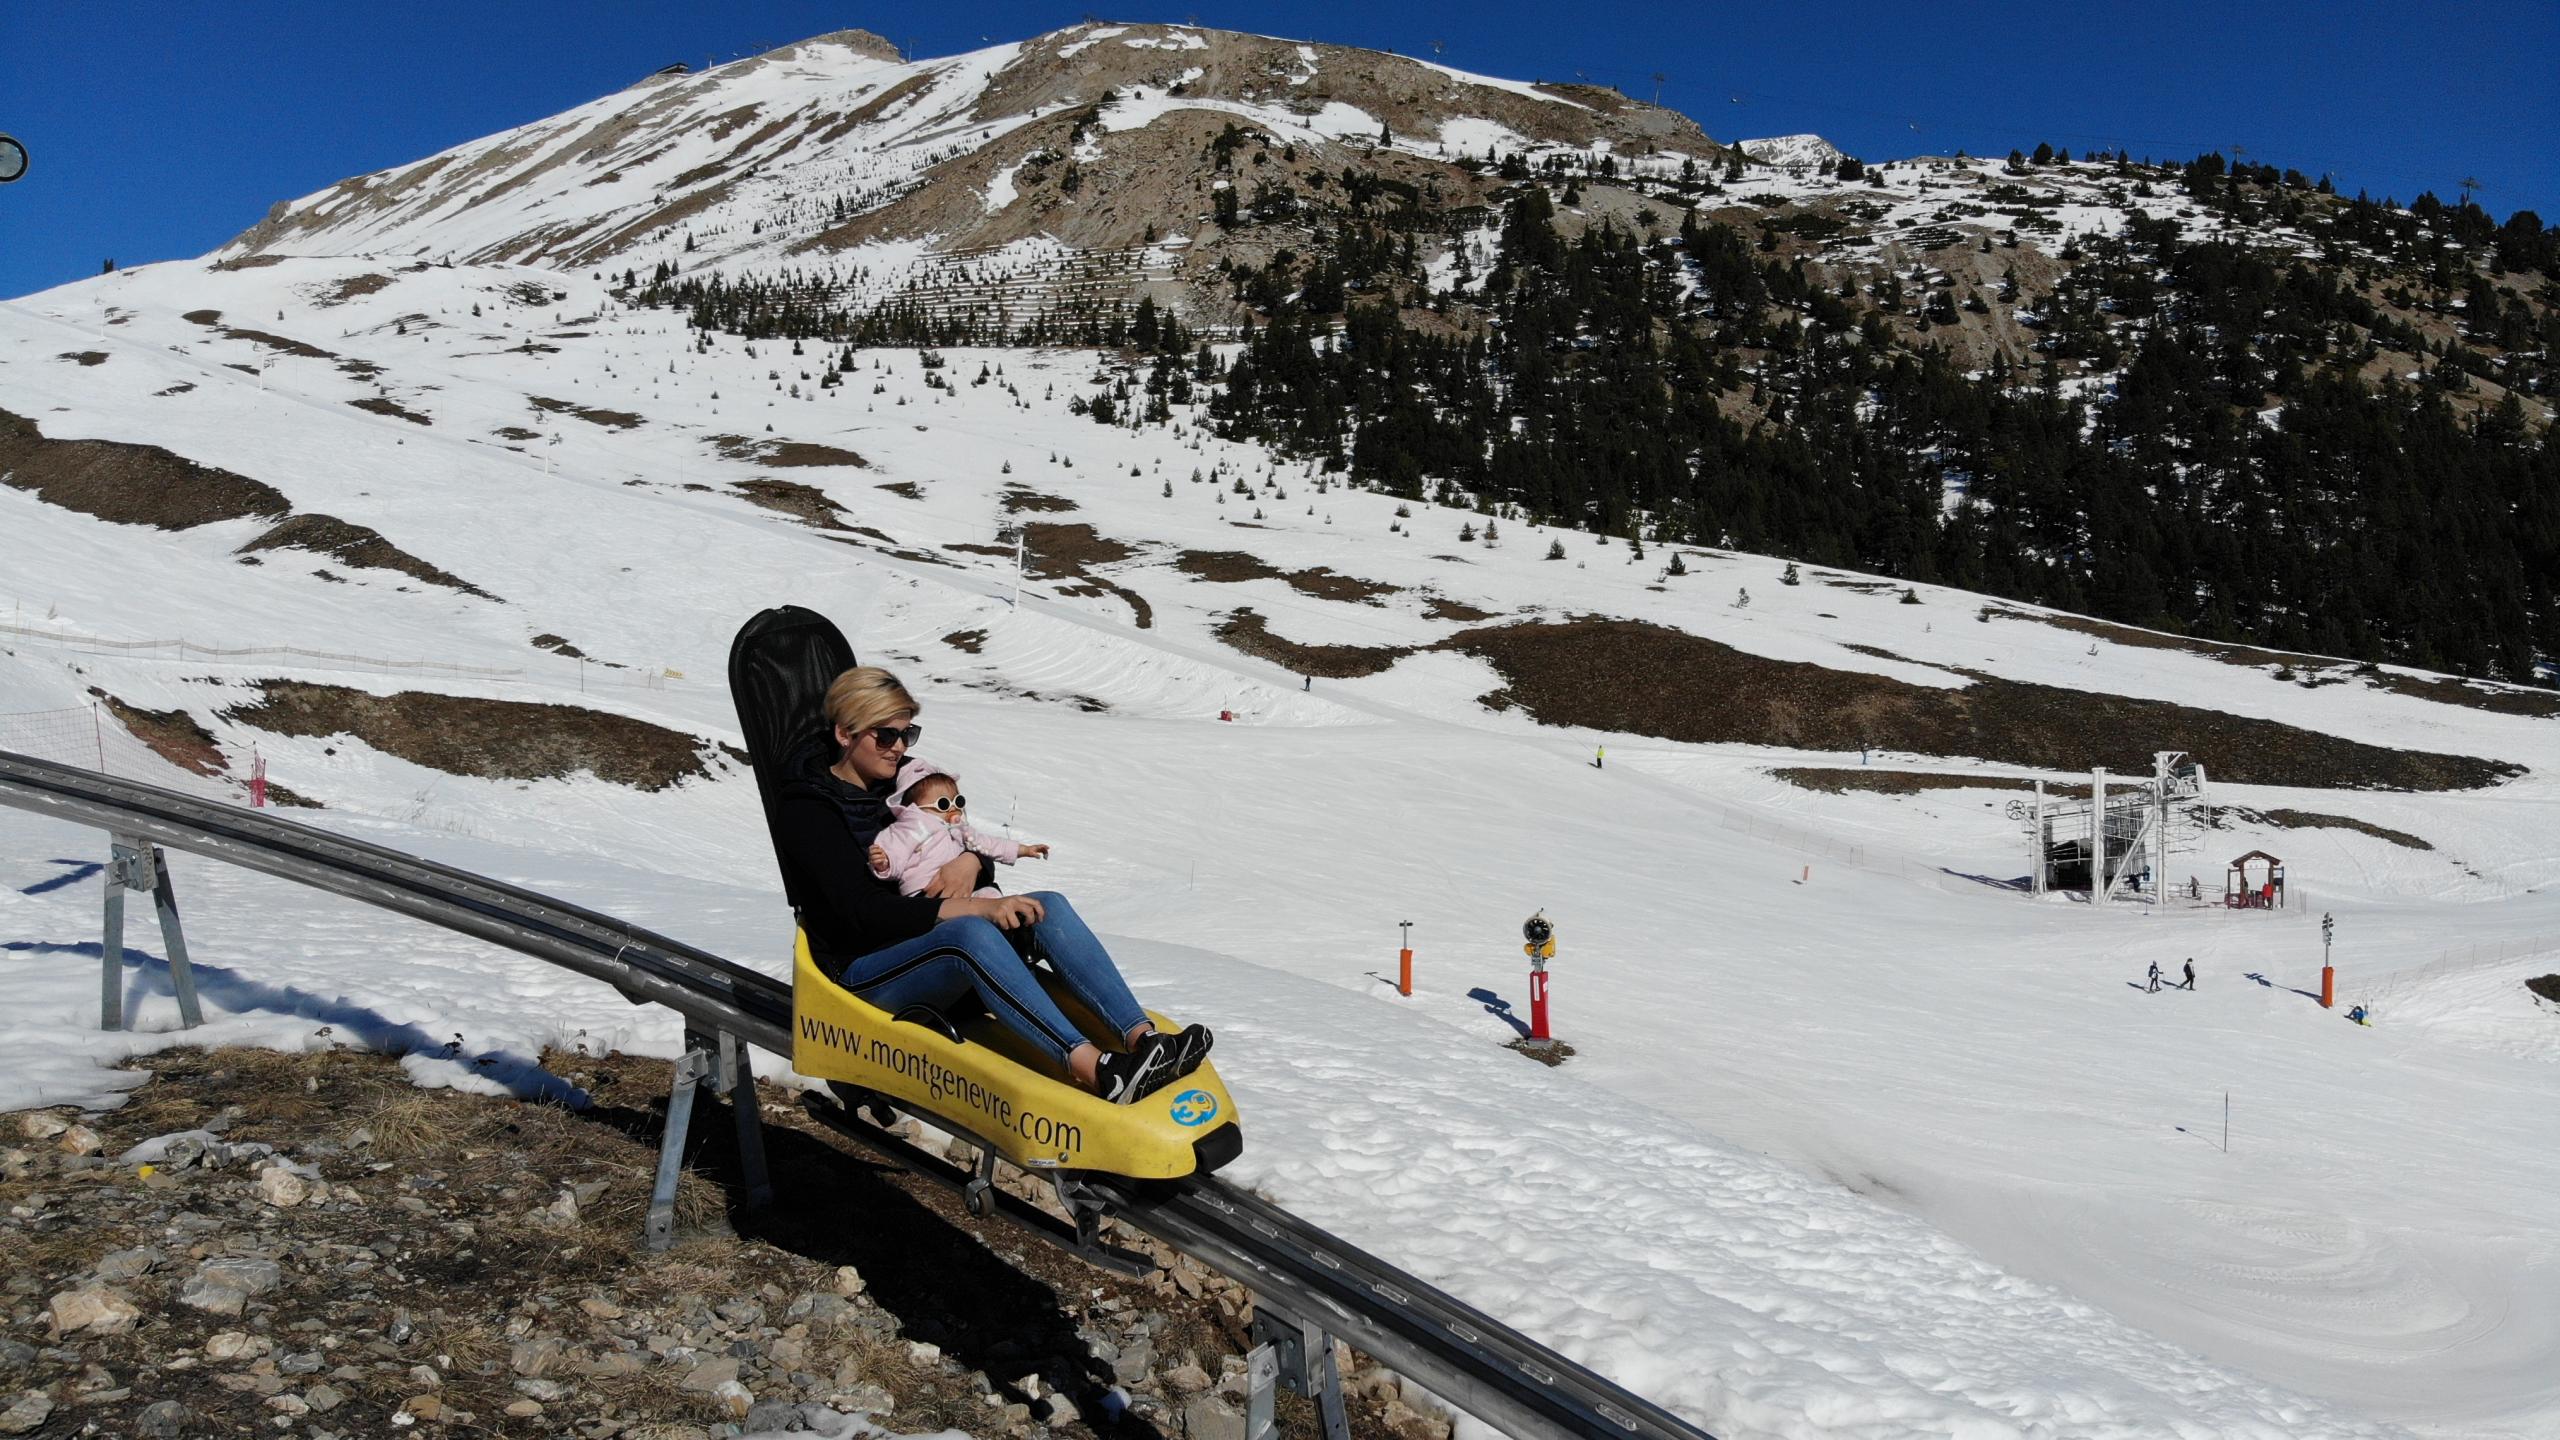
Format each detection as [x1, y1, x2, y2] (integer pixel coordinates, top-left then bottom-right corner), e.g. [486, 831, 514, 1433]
[1733, 133, 1846, 169]
[5, 23, 2559, 1440]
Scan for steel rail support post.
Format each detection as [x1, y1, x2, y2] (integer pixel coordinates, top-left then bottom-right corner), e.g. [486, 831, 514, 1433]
[714, 1029, 773, 1212]
[100, 834, 202, 1031]
[1244, 1298, 1350, 1440]
[647, 1044, 714, 1252]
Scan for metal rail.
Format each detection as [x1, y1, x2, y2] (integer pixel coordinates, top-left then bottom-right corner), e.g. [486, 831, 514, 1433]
[0, 750, 1715, 1440]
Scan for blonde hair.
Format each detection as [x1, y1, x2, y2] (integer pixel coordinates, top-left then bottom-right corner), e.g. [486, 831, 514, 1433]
[823, 666, 918, 742]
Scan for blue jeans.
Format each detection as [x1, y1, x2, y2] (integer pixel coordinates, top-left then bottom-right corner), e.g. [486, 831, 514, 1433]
[840, 892, 1146, 1065]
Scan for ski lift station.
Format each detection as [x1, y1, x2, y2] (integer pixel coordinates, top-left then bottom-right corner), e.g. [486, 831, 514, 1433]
[2017, 751, 2212, 907]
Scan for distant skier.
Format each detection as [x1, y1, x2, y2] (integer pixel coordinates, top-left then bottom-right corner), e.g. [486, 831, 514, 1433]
[1302, 674, 1311, 691]
[2145, 961, 2163, 993]
[2346, 1004, 2371, 1026]
[1593, 745, 1605, 771]
[2179, 958, 2195, 991]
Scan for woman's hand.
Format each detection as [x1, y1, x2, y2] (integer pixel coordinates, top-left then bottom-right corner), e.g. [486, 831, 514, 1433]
[1019, 843, 1050, 859]
[921, 851, 980, 900]
[944, 893, 1046, 929]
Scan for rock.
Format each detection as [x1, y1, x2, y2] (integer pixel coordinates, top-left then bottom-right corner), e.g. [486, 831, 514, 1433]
[1013, 1372, 1044, 1401]
[680, 1357, 741, 1393]
[56, 1124, 103, 1156]
[16, 1115, 68, 1141]
[305, 1383, 345, 1412]
[768, 1337, 807, 1372]
[0, 1340, 33, 1371]
[265, 1392, 311, 1417]
[48, 1286, 139, 1336]
[205, 1331, 269, 1361]
[180, 1257, 283, 1315]
[134, 1399, 191, 1438]
[584, 1352, 645, 1379]
[1043, 1393, 1082, 1427]
[711, 1378, 754, 1418]
[515, 1378, 572, 1402]
[743, 1401, 799, 1432]
[407, 1365, 442, 1389]
[511, 1336, 567, 1377]
[92, 1247, 162, 1282]
[829, 1380, 894, 1416]
[505, 1398, 545, 1417]
[906, 1341, 941, 1365]
[399, 1395, 442, 1421]
[0, 1392, 52, 1436]
[1164, 1362, 1213, 1395]
[280, 1351, 324, 1376]
[1111, 1339, 1155, 1386]
[832, 1266, 866, 1297]
[997, 1401, 1032, 1427]
[578, 1297, 624, 1320]
[1384, 1397, 1452, 1439]
[1181, 1393, 1247, 1440]
[539, 1189, 580, 1225]
[256, 1166, 310, 1208]
[0, 1150, 35, 1182]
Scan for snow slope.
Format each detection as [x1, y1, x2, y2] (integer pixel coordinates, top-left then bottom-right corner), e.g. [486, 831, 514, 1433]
[5, 253, 2558, 1439]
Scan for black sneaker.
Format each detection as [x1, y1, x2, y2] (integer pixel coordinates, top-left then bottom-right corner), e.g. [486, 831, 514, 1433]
[1164, 1024, 1215, 1077]
[1095, 1032, 1185, 1106]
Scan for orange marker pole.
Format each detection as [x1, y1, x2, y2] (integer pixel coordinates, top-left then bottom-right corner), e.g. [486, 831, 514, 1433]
[1397, 920, 1414, 997]
[2321, 965, 2335, 1009]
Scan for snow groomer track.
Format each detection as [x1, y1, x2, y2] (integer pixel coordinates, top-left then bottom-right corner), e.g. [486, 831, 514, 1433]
[0, 750, 1714, 1440]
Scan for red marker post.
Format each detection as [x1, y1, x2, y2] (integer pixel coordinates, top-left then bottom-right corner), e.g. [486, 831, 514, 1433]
[1397, 920, 1414, 997]
[1522, 911, 1557, 1045]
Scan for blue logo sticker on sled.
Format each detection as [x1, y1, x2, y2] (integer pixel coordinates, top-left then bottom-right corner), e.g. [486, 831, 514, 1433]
[1168, 1089, 1218, 1127]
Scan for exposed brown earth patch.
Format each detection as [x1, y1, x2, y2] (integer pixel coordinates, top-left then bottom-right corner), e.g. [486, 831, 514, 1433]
[1001, 487, 1077, 514]
[2527, 974, 2560, 1004]
[90, 691, 228, 777]
[1175, 550, 1282, 583]
[2223, 806, 2434, 851]
[1989, 608, 2560, 718]
[56, 351, 108, 367]
[181, 309, 342, 362]
[1173, 550, 1401, 604]
[945, 542, 1013, 557]
[941, 630, 989, 654]
[1215, 608, 1409, 678]
[315, 273, 395, 305]
[1423, 596, 1499, 622]
[1772, 768, 2092, 798]
[710, 434, 866, 468]
[733, 479, 852, 530]
[493, 425, 541, 441]
[1444, 619, 2519, 792]
[348, 395, 433, 426]
[878, 481, 925, 500]
[1283, 568, 1402, 605]
[0, 406, 289, 529]
[224, 683, 719, 791]
[530, 396, 643, 429]
[1023, 524, 1152, 628]
[153, 383, 196, 397]
[530, 634, 589, 660]
[237, 515, 495, 599]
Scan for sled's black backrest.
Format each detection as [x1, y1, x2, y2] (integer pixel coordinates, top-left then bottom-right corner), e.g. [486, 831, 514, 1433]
[728, 606, 857, 914]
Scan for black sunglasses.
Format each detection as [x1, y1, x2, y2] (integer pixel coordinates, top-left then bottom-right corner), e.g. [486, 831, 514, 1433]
[860, 723, 922, 750]
[921, 793, 967, 812]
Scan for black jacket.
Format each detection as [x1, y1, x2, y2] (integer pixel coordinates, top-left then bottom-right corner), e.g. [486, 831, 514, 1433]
[770, 737, 988, 972]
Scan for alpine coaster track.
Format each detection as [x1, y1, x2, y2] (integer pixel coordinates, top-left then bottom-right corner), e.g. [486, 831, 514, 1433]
[0, 749, 1716, 1440]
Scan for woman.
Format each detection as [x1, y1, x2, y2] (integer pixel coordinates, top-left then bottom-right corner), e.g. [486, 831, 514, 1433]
[771, 666, 1210, 1104]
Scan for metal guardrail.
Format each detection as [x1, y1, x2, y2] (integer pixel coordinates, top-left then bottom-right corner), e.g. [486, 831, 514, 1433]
[0, 749, 1715, 1440]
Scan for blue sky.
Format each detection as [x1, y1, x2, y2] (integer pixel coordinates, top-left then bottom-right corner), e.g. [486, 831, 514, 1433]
[3, 1, 2552, 299]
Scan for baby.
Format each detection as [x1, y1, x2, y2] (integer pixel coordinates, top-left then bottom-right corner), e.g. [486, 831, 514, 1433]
[867, 759, 1047, 897]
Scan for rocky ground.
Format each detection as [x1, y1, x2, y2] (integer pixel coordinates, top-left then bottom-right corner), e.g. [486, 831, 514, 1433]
[0, 1047, 1455, 1440]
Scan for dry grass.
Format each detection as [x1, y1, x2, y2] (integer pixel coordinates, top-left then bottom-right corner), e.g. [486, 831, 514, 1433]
[224, 681, 719, 791]
[1, 404, 289, 530]
[1445, 618, 2519, 792]
[1215, 608, 1411, 678]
